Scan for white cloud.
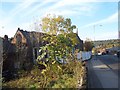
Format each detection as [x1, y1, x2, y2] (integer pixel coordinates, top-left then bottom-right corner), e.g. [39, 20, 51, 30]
[17, 0, 96, 21]
[39, 1, 95, 17]
[18, 22, 31, 30]
[79, 30, 118, 41]
[21, 0, 58, 17]
[9, 0, 38, 16]
[44, 10, 77, 17]
[0, 0, 40, 33]
[96, 31, 118, 40]
[0, 0, 118, 39]
[0, 21, 35, 38]
[41, 0, 119, 10]
[0, 0, 95, 26]
[1, 0, 59, 27]
[0, 0, 35, 27]
[82, 12, 118, 28]
[0, 25, 17, 38]
[44, 0, 90, 10]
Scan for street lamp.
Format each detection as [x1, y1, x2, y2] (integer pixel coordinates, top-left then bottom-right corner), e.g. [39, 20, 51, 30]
[93, 24, 102, 42]
[93, 24, 102, 59]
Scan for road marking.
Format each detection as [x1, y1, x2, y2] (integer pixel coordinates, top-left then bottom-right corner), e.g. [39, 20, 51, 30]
[92, 59, 110, 70]
[91, 58, 118, 88]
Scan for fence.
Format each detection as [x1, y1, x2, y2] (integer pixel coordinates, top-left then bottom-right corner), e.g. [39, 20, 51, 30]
[77, 51, 92, 61]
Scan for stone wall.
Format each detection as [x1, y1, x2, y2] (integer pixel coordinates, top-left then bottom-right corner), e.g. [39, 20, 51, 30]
[0, 37, 3, 89]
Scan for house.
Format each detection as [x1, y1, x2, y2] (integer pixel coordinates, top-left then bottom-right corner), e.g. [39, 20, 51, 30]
[74, 33, 83, 51]
[10, 28, 48, 70]
[3, 28, 83, 72]
[2, 29, 47, 80]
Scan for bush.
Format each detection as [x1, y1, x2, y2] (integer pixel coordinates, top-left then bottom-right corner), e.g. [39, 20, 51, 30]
[3, 60, 85, 88]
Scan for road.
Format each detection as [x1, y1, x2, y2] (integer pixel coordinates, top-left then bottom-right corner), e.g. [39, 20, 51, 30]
[97, 55, 120, 77]
[87, 55, 119, 89]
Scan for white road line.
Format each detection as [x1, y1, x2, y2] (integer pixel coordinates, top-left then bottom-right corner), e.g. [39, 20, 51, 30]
[92, 59, 110, 70]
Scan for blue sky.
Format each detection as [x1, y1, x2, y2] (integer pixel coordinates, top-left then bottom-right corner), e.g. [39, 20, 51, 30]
[0, 0, 119, 41]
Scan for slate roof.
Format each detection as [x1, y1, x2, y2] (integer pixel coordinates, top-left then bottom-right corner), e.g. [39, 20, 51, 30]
[16, 28, 83, 50]
[19, 29, 32, 46]
[17, 28, 45, 47]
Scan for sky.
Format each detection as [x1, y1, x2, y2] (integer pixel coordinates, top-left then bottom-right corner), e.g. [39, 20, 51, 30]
[0, 0, 119, 41]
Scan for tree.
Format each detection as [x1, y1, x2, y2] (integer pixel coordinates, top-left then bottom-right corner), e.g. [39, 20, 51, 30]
[84, 38, 94, 51]
[35, 14, 81, 71]
[37, 14, 78, 62]
[41, 14, 76, 35]
[34, 14, 84, 88]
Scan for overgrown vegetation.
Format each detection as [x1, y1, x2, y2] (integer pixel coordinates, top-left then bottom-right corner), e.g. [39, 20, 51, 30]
[3, 15, 85, 88]
[3, 60, 85, 88]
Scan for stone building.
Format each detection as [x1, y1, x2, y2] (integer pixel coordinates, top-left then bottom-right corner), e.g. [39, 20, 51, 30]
[2, 28, 83, 73]
[11, 28, 47, 70]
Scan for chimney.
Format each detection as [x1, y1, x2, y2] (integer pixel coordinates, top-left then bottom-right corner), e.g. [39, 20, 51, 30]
[18, 27, 20, 30]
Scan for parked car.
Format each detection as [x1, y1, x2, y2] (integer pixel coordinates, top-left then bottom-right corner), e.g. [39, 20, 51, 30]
[97, 52, 102, 55]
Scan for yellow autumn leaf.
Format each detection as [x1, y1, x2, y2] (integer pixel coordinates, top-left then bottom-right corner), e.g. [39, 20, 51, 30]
[41, 69, 46, 74]
[57, 65, 62, 70]
[52, 61, 56, 64]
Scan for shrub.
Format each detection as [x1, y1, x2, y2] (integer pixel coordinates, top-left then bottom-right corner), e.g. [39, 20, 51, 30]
[3, 60, 84, 88]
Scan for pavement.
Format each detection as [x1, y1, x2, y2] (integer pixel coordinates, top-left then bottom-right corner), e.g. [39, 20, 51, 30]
[87, 56, 119, 89]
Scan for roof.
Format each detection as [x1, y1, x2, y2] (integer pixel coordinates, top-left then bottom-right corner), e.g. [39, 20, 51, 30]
[19, 29, 31, 45]
[17, 28, 46, 47]
[14, 28, 83, 49]
[74, 33, 83, 42]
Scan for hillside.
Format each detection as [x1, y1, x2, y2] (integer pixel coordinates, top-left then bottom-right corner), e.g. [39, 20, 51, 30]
[93, 39, 120, 48]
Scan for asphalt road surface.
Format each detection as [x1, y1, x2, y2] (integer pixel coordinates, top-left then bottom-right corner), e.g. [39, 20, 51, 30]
[87, 55, 119, 89]
[96, 55, 120, 77]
